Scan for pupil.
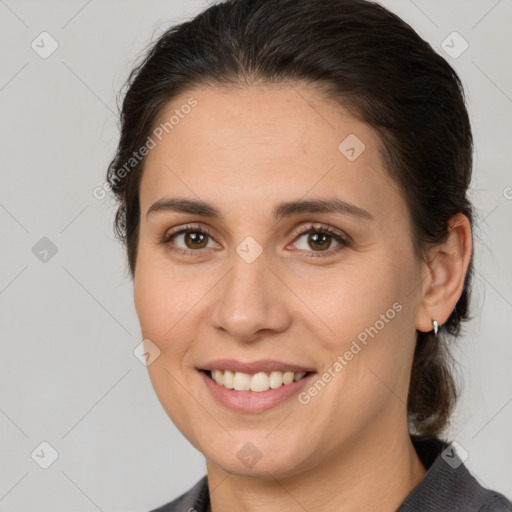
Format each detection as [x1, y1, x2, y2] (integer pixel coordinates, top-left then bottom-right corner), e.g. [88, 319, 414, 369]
[309, 232, 330, 250]
[186, 232, 207, 249]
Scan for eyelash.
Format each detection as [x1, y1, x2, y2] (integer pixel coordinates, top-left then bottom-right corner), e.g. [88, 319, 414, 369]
[161, 223, 351, 259]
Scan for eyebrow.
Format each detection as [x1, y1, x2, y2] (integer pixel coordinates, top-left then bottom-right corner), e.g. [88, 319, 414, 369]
[146, 197, 374, 222]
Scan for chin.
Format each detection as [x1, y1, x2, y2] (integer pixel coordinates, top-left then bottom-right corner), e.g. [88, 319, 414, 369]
[202, 435, 314, 480]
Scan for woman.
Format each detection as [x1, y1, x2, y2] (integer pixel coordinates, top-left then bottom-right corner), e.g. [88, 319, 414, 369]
[107, 0, 512, 510]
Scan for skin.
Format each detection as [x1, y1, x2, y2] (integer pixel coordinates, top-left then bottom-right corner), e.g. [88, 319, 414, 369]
[133, 84, 472, 512]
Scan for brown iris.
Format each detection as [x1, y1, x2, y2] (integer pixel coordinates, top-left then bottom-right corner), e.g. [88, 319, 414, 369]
[308, 232, 332, 251]
[184, 232, 209, 249]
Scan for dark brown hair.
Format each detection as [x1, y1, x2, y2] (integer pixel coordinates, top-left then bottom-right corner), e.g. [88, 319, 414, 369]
[107, 0, 474, 437]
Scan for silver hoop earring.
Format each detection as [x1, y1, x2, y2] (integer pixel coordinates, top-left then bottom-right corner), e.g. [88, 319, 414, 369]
[432, 319, 439, 336]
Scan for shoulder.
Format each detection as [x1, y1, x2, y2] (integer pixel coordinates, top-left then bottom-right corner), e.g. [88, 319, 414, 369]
[476, 495, 512, 512]
[398, 436, 512, 512]
[148, 475, 209, 512]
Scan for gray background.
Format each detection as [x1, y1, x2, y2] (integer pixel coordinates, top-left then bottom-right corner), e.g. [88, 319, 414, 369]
[1, 0, 511, 510]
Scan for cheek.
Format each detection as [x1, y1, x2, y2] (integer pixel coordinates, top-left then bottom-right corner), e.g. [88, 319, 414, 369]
[133, 251, 221, 370]
[133, 259, 207, 432]
[297, 257, 407, 346]
[300, 253, 417, 407]
[133, 254, 191, 355]
[134, 242, 190, 330]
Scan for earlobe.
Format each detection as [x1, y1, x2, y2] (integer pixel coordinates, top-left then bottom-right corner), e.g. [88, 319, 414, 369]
[415, 213, 473, 333]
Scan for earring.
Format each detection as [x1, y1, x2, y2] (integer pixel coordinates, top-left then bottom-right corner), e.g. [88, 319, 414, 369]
[432, 319, 439, 336]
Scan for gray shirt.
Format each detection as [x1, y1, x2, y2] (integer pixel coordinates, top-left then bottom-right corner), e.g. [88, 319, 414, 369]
[150, 436, 512, 511]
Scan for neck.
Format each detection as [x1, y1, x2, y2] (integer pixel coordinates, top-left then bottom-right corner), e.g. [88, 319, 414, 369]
[206, 420, 427, 512]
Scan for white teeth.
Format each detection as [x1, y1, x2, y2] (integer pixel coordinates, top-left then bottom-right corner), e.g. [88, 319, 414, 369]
[233, 372, 251, 391]
[269, 371, 283, 389]
[213, 369, 222, 385]
[250, 372, 269, 392]
[208, 369, 309, 391]
[282, 371, 294, 385]
[223, 370, 235, 389]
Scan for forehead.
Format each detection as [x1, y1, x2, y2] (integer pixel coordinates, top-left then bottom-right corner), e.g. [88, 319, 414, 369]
[139, 85, 401, 222]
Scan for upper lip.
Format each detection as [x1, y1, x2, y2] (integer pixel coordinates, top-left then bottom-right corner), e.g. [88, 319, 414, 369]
[199, 359, 316, 374]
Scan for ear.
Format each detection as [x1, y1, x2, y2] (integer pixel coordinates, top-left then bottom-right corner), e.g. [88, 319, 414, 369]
[415, 213, 473, 333]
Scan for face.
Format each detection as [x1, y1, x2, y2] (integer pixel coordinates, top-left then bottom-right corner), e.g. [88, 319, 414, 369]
[134, 85, 425, 478]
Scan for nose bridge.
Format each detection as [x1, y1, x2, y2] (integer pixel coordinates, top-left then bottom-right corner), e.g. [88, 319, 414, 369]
[209, 247, 291, 340]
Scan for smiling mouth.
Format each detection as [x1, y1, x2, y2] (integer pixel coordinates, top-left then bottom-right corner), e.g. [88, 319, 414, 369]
[202, 369, 313, 392]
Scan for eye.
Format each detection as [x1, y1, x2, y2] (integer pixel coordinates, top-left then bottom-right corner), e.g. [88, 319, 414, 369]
[161, 222, 351, 258]
[161, 224, 217, 254]
[289, 223, 351, 258]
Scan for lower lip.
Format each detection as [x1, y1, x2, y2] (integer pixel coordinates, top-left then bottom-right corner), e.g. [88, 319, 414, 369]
[199, 370, 316, 413]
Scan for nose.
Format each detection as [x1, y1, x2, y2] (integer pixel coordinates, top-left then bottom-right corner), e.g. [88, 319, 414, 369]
[208, 251, 293, 343]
